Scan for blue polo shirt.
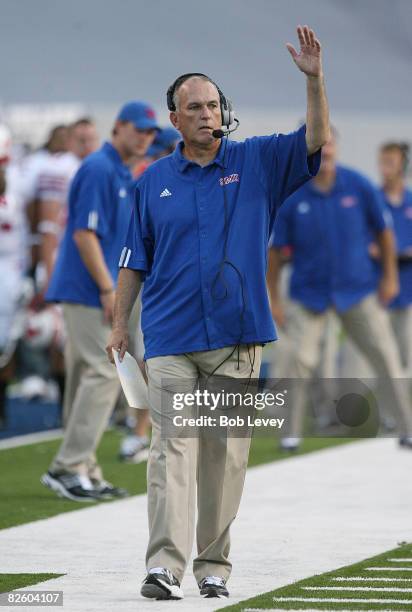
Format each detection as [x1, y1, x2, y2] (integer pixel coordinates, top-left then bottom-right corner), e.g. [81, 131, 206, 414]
[271, 165, 390, 313]
[383, 188, 412, 308]
[46, 142, 134, 307]
[120, 125, 320, 358]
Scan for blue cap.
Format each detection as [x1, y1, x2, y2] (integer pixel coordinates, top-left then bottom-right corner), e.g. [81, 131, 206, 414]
[148, 126, 181, 157]
[117, 101, 160, 131]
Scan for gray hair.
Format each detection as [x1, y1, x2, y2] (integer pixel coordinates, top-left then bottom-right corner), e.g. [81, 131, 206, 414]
[173, 74, 217, 111]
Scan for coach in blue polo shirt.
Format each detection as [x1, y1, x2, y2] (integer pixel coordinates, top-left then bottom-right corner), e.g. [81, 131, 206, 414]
[268, 129, 412, 450]
[378, 142, 412, 375]
[108, 26, 329, 601]
[41, 101, 158, 502]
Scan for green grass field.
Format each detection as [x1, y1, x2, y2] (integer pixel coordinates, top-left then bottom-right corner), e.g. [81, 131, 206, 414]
[0, 430, 353, 531]
[0, 431, 354, 594]
[0, 574, 64, 595]
[221, 542, 412, 611]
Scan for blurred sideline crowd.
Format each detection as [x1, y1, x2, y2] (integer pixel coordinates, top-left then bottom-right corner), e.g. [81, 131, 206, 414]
[0, 117, 179, 462]
[0, 113, 411, 461]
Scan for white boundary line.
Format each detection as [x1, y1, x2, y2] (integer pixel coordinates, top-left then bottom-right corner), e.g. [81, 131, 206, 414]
[388, 558, 412, 562]
[273, 596, 412, 604]
[0, 429, 62, 449]
[2, 437, 412, 611]
[303, 585, 412, 592]
[366, 567, 412, 571]
[332, 576, 412, 582]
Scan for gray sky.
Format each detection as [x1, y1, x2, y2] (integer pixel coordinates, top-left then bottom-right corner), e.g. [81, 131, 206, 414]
[2, 0, 411, 112]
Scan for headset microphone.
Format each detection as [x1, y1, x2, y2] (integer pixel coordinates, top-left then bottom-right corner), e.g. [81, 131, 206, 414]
[212, 118, 240, 139]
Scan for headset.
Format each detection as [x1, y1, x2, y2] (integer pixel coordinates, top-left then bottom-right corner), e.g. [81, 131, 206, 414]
[166, 72, 238, 137]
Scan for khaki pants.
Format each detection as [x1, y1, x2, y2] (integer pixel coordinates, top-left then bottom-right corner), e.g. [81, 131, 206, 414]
[51, 304, 120, 479]
[279, 295, 412, 438]
[390, 306, 412, 375]
[145, 344, 262, 584]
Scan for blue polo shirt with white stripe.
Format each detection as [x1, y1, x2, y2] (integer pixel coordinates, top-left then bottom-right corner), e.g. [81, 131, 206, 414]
[46, 142, 134, 307]
[383, 188, 412, 308]
[121, 125, 320, 359]
[271, 165, 390, 313]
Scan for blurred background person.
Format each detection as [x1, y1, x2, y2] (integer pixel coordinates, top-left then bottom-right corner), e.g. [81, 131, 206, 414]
[268, 127, 412, 451]
[132, 125, 180, 178]
[37, 118, 99, 289]
[377, 142, 412, 377]
[0, 125, 31, 428]
[41, 101, 157, 502]
[15, 125, 70, 401]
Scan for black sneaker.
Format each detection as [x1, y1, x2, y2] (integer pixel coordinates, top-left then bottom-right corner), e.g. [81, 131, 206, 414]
[199, 576, 229, 598]
[141, 567, 184, 600]
[91, 479, 129, 499]
[399, 436, 412, 449]
[40, 471, 100, 502]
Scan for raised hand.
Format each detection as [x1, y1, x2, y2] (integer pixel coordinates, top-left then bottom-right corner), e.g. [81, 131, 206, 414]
[286, 25, 323, 77]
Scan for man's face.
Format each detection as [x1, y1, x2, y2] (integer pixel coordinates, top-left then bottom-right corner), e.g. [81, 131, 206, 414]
[319, 134, 338, 173]
[49, 127, 69, 153]
[379, 149, 404, 183]
[116, 122, 156, 158]
[170, 78, 222, 147]
[70, 123, 99, 159]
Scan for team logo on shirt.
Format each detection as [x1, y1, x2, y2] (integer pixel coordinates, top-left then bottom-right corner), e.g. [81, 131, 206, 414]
[297, 201, 310, 214]
[341, 195, 358, 207]
[405, 207, 412, 219]
[219, 173, 239, 186]
[118, 187, 127, 198]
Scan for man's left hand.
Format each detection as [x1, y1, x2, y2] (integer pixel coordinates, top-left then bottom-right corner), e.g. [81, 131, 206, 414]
[378, 275, 399, 306]
[286, 25, 322, 77]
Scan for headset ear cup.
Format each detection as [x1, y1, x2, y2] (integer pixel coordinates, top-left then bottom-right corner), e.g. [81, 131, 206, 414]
[227, 99, 235, 127]
[220, 96, 234, 127]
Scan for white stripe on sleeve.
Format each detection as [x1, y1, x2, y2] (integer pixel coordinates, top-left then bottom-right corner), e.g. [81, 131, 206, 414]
[124, 248, 132, 267]
[118, 247, 127, 267]
[87, 211, 98, 230]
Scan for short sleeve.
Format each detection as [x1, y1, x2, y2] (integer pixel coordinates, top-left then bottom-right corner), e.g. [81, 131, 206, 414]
[251, 124, 321, 210]
[71, 161, 111, 238]
[119, 187, 151, 279]
[359, 176, 392, 233]
[270, 200, 293, 248]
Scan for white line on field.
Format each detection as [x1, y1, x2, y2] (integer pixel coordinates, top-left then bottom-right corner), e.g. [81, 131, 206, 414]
[388, 558, 412, 562]
[367, 567, 412, 571]
[332, 576, 412, 582]
[303, 585, 412, 592]
[244, 609, 398, 612]
[0, 429, 62, 449]
[244, 610, 399, 612]
[273, 596, 412, 604]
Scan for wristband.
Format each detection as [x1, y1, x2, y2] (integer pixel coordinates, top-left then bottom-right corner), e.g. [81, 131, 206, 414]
[100, 287, 114, 295]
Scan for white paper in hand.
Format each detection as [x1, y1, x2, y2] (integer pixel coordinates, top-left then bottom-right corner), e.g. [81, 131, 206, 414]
[112, 349, 148, 409]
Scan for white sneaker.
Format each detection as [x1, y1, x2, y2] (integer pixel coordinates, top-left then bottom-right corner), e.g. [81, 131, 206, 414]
[119, 435, 149, 463]
[280, 436, 302, 451]
[20, 376, 48, 400]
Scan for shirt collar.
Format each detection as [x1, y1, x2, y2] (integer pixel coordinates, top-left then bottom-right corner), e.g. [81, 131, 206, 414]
[307, 165, 344, 196]
[172, 139, 229, 173]
[102, 141, 132, 179]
